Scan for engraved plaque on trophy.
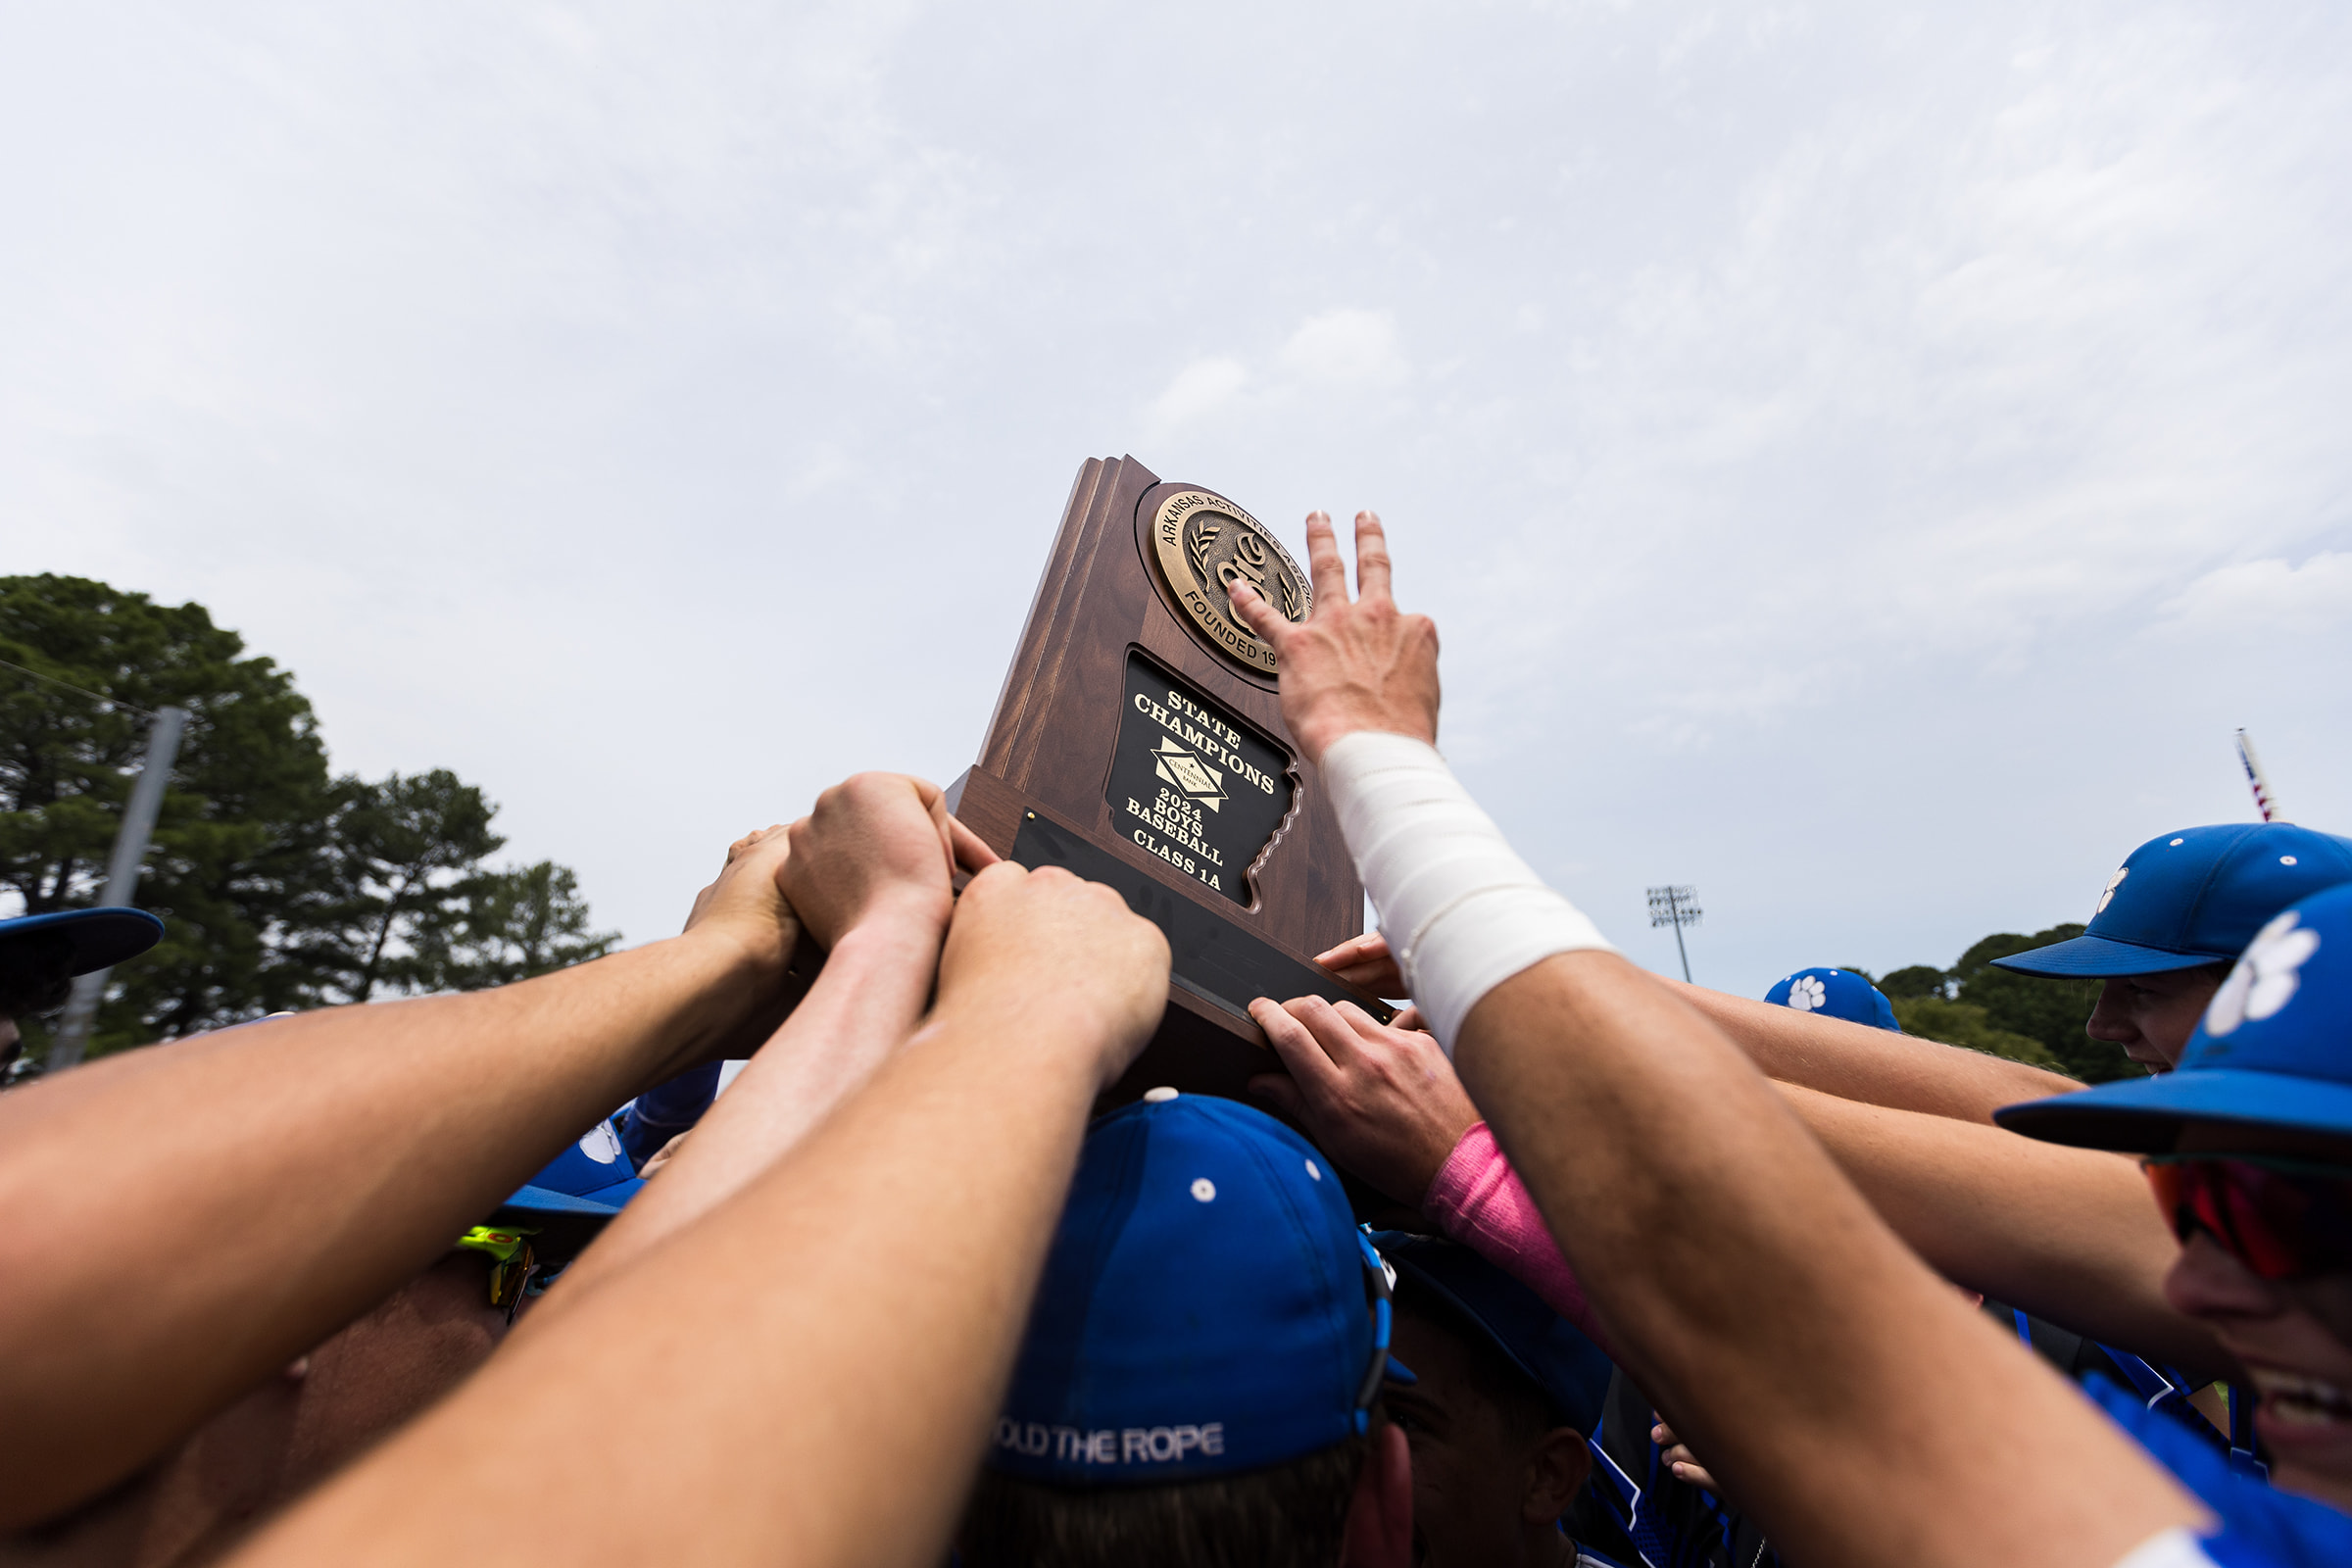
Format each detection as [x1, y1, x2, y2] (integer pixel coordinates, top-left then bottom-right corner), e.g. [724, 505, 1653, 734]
[946, 456, 1392, 1108]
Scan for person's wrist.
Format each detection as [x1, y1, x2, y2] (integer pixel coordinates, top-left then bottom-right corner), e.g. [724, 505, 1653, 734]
[676, 907, 796, 983]
[645, 915, 799, 1076]
[824, 901, 951, 971]
[1420, 1119, 1487, 1211]
[931, 979, 1141, 1090]
[1399, 1134, 1454, 1204]
[1301, 712, 1435, 767]
[857, 880, 956, 939]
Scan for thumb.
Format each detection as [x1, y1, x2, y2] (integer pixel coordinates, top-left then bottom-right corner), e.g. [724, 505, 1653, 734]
[947, 813, 1001, 874]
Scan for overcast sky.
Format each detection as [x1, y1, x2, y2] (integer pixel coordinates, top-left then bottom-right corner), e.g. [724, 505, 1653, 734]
[8, 2, 2349, 997]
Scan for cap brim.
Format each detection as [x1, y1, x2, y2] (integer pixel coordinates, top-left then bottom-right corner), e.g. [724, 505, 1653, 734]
[0, 908, 166, 975]
[1373, 1238, 1553, 1408]
[1988, 933, 2229, 978]
[1995, 1068, 2352, 1154]
[498, 1178, 641, 1217]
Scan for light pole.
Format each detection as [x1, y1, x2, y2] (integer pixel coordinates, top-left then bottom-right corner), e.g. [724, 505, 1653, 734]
[1646, 884, 1701, 984]
[47, 706, 189, 1070]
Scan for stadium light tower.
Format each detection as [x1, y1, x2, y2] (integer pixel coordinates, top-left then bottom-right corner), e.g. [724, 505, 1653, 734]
[1647, 884, 1701, 983]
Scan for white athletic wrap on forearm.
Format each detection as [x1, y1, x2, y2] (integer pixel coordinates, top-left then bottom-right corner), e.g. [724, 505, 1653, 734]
[1320, 731, 1616, 1052]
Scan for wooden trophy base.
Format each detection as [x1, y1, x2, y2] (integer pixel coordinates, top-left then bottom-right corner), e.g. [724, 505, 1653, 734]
[947, 455, 1391, 1113]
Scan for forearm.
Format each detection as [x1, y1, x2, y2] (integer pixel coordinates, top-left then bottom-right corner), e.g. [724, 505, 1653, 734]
[225, 998, 1107, 1567]
[545, 913, 945, 1306]
[0, 926, 782, 1528]
[1457, 952, 2197, 1568]
[1664, 979, 2081, 1122]
[1422, 1123, 1615, 1355]
[1778, 1083, 2230, 1379]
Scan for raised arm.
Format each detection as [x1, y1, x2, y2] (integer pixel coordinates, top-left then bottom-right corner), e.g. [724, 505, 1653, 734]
[223, 859, 1171, 1568]
[1317, 931, 2081, 1122]
[1663, 979, 2084, 1122]
[1781, 1084, 2227, 1378]
[1233, 511, 2202, 1568]
[0, 829, 802, 1529]
[544, 775, 996, 1305]
[1250, 993, 2223, 1380]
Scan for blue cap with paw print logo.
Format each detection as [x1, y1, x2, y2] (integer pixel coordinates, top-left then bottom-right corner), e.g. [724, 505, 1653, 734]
[1997, 882, 2352, 1153]
[1991, 823, 2352, 979]
[987, 1094, 1404, 1485]
[1763, 967, 1899, 1032]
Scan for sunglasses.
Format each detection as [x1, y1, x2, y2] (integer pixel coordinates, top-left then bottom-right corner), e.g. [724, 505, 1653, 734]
[453, 1225, 543, 1323]
[2144, 1155, 2352, 1281]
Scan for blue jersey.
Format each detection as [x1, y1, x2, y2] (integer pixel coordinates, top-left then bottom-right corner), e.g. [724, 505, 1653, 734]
[2091, 1378, 2352, 1567]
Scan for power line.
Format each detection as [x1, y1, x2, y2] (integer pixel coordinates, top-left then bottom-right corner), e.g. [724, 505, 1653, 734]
[0, 656, 161, 719]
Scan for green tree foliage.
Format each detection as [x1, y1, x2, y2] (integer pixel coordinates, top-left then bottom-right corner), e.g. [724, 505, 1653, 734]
[1948, 925, 2122, 1083]
[1, 575, 612, 1056]
[290, 770, 503, 1003]
[1867, 923, 2127, 1084]
[284, 770, 616, 1001]
[1, 575, 332, 1052]
[1878, 964, 1951, 1001]
[432, 861, 614, 991]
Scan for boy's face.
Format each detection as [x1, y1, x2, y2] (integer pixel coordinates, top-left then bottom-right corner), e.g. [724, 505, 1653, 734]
[2164, 1122, 2352, 1512]
[2167, 1230, 2352, 1509]
[1382, 1305, 1587, 1568]
[2086, 968, 2223, 1070]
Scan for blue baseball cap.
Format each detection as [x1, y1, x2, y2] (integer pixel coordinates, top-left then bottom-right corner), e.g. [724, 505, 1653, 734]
[0, 907, 165, 976]
[1991, 824, 2352, 979]
[490, 1117, 645, 1257]
[1764, 967, 1899, 1032]
[989, 1093, 1398, 1485]
[1996, 883, 2352, 1154]
[1370, 1231, 1614, 1437]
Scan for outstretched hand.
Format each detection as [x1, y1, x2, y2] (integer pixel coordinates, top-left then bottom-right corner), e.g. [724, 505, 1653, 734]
[1227, 510, 1440, 765]
[1246, 995, 1478, 1205]
[781, 773, 999, 952]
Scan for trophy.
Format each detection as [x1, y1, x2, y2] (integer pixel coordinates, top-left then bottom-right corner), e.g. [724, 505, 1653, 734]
[947, 457, 1394, 1108]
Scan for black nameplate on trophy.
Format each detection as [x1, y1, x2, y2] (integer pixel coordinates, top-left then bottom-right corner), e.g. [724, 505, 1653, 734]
[1103, 651, 1295, 908]
[1010, 809, 1393, 1028]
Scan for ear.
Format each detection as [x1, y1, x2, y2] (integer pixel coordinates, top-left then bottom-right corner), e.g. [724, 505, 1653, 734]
[1521, 1427, 1593, 1526]
[1339, 1423, 1413, 1568]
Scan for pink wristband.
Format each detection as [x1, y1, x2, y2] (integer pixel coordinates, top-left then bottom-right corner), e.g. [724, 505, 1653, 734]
[1422, 1121, 1614, 1357]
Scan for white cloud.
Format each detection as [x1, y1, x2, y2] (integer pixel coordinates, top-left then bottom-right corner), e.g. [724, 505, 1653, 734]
[1143, 309, 1407, 442]
[5, 0, 2350, 999]
[1146, 356, 1250, 437]
[1275, 308, 1408, 389]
